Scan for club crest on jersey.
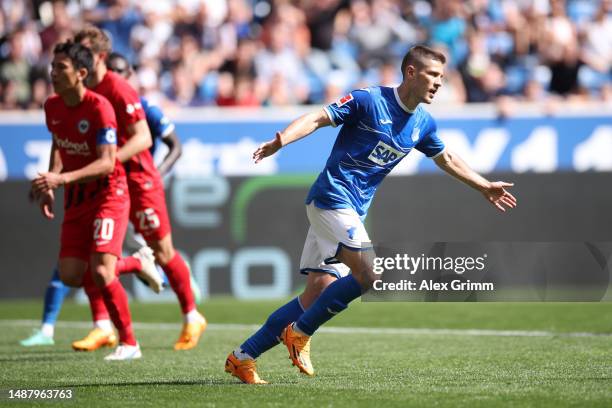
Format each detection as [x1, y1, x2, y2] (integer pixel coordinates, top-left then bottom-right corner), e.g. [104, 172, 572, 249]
[336, 93, 353, 107]
[368, 141, 406, 166]
[411, 128, 420, 142]
[78, 119, 90, 134]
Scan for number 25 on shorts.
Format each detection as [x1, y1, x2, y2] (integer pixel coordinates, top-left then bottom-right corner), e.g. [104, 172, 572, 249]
[136, 208, 160, 230]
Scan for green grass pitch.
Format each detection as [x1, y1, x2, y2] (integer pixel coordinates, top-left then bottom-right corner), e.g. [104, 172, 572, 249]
[0, 299, 611, 407]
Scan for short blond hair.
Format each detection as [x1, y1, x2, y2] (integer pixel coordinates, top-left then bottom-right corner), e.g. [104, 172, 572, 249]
[74, 25, 112, 55]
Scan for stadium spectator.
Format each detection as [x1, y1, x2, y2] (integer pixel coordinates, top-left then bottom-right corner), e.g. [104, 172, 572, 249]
[0, 0, 609, 110]
[578, 0, 612, 97]
[0, 28, 32, 107]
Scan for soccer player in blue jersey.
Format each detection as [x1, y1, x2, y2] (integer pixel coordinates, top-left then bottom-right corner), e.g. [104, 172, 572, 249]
[225, 45, 517, 384]
[19, 53, 191, 347]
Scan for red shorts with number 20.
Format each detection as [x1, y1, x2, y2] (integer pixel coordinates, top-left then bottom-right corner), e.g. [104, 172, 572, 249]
[59, 193, 130, 261]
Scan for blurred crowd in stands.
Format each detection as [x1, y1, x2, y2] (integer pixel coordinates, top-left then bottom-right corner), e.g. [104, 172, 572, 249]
[0, 0, 610, 110]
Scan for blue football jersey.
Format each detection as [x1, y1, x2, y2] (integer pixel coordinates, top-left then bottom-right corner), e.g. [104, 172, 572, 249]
[141, 97, 175, 154]
[306, 86, 445, 217]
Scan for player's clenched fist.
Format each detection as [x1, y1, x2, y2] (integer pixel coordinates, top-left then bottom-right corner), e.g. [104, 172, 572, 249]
[32, 172, 65, 194]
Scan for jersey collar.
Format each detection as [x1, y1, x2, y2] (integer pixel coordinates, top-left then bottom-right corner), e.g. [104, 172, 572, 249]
[393, 87, 414, 113]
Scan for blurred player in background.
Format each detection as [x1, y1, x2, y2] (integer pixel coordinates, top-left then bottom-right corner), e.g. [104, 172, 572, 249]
[106, 51, 200, 303]
[19, 52, 201, 348]
[225, 45, 517, 383]
[33, 40, 141, 360]
[74, 26, 206, 351]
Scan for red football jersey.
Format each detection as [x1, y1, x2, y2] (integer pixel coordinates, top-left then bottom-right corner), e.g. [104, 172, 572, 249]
[91, 71, 158, 181]
[44, 90, 126, 218]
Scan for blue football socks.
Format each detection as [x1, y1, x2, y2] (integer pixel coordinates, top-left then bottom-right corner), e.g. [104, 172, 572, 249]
[295, 274, 362, 336]
[240, 297, 304, 359]
[42, 267, 70, 326]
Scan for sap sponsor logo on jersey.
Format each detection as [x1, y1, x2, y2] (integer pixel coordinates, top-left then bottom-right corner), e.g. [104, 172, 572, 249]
[53, 135, 90, 156]
[368, 141, 407, 166]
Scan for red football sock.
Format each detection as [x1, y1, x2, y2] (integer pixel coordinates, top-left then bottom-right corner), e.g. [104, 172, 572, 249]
[162, 253, 195, 314]
[116, 256, 142, 274]
[82, 267, 110, 322]
[100, 278, 136, 345]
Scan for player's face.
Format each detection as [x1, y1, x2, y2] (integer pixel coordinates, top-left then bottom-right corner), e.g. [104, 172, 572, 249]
[50, 53, 82, 94]
[107, 58, 130, 79]
[414, 59, 444, 104]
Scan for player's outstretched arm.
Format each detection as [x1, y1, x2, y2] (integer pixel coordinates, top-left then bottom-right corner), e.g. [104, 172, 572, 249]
[433, 149, 517, 212]
[253, 108, 332, 163]
[117, 119, 153, 163]
[158, 130, 182, 176]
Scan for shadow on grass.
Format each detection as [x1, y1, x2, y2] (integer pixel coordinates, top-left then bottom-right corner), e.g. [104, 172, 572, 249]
[58, 378, 298, 387]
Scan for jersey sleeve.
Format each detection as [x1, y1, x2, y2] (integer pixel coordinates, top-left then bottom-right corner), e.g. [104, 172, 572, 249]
[145, 103, 175, 139]
[112, 80, 145, 127]
[323, 89, 369, 127]
[95, 98, 118, 146]
[415, 115, 445, 158]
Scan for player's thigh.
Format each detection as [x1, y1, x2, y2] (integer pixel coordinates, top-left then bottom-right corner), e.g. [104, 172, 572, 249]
[59, 214, 91, 286]
[299, 271, 337, 309]
[59, 215, 91, 266]
[58, 257, 88, 287]
[299, 225, 350, 280]
[336, 246, 377, 289]
[90, 252, 119, 286]
[92, 198, 130, 259]
[306, 203, 371, 263]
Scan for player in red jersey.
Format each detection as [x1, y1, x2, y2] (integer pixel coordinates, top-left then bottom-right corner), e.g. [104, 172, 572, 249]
[32, 40, 141, 360]
[73, 26, 207, 351]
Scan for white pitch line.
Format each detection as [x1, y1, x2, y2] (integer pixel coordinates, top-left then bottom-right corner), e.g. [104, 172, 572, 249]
[1, 319, 610, 338]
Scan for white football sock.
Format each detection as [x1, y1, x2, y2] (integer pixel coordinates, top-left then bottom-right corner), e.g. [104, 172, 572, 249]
[41, 323, 54, 338]
[233, 348, 254, 361]
[184, 309, 204, 324]
[94, 319, 113, 332]
[292, 323, 309, 336]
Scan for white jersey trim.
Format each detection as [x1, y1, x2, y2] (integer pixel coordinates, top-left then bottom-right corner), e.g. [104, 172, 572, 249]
[393, 87, 415, 113]
[323, 106, 338, 128]
[161, 123, 175, 138]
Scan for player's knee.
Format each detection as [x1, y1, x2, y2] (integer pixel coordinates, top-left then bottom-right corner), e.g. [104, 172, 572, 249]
[300, 274, 335, 308]
[353, 267, 377, 292]
[91, 264, 114, 285]
[154, 247, 174, 265]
